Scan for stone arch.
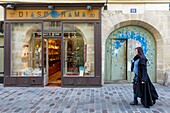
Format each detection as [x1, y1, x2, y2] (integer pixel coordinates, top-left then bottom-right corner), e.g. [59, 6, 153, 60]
[74, 24, 90, 45]
[74, 23, 95, 67]
[106, 20, 163, 44]
[103, 20, 163, 84]
[24, 25, 41, 45]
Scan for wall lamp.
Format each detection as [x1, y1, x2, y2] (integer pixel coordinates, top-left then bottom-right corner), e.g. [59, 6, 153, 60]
[86, 5, 92, 10]
[104, 0, 108, 10]
[104, 5, 108, 10]
[6, 4, 15, 9]
[48, 5, 53, 10]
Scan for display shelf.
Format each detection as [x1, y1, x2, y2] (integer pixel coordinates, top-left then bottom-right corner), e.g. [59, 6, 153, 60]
[49, 62, 61, 76]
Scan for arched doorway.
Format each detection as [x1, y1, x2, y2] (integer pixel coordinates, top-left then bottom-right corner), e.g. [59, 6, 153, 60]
[105, 26, 156, 83]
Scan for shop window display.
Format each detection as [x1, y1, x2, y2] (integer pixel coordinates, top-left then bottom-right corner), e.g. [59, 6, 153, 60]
[64, 23, 94, 77]
[11, 23, 42, 76]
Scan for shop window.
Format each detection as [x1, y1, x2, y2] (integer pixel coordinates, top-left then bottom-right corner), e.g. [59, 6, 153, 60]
[43, 21, 61, 37]
[64, 23, 94, 77]
[11, 23, 42, 77]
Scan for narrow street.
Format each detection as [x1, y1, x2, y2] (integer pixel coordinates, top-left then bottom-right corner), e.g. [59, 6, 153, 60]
[0, 83, 169, 113]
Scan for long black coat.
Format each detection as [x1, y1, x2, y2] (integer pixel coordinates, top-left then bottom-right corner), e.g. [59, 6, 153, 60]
[136, 57, 158, 108]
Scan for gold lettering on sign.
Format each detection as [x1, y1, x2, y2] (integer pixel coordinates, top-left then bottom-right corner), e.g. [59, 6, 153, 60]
[6, 10, 99, 20]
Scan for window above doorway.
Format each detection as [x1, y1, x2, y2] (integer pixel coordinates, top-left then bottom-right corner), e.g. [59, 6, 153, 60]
[43, 21, 62, 37]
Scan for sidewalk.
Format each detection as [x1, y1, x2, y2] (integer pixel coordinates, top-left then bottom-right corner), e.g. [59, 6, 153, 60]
[0, 83, 169, 113]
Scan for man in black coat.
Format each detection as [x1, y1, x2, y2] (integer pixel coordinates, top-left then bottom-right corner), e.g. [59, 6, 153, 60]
[130, 47, 158, 108]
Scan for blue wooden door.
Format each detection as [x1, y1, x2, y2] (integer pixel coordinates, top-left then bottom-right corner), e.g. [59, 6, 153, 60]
[105, 39, 127, 81]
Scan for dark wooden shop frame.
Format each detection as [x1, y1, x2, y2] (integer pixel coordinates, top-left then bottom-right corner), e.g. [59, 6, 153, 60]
[0, 40, 4, 83]
[2, 3, 103, 87]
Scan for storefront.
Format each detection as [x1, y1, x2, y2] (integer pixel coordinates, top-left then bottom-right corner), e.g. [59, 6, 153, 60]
[1, 3, 103, 87]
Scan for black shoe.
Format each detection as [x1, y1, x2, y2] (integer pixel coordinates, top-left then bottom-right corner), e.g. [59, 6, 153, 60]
[144, 105, 150, 108]
[153, 100, 156, 105]
[130, 101, 138, 105]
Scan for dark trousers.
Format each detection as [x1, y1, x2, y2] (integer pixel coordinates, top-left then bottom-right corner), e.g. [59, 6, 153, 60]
[133, 74, 138, 101]
[133, 84, 137, 98]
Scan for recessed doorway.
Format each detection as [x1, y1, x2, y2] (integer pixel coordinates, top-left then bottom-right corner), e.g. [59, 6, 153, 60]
[105, 26, 156, 83]
[44, 39, 61, 86]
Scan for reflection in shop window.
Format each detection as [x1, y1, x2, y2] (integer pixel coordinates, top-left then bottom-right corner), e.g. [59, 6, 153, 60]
[64, 23, 94, 77]
[11, 23, 42, 76]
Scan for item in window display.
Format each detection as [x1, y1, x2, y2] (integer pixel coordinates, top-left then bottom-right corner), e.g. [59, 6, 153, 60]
[68, 48, 71, 51]
[38, 48, 41, 52]
[73, 59, 78, 62]
[85, 61, 91, 75]
[18, 72, 22, 76]
[77, 57, 80, 61]
[12, 72, 17, 76]
[79, 66, 84, 76]
[21, 45, 29, 62]
[69, 67, 78, 72]
[76, 47, 80, 50]
[33, 68, 41, 76]
[23, 71, 28, 76]
[72, 63, 77, 67]
[20, 68, 32, 76]
[27, 68, 33, 75]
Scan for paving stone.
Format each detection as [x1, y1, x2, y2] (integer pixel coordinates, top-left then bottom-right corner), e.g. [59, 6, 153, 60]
[44, 111, 50, 113]
[49, 103, 55, 107]
[89, 109, 95, 112]
[31, 111, 37, 113]
[102, 110, 107, 113]
[156, 108, 165, 112]
[14, 108, 22, 112]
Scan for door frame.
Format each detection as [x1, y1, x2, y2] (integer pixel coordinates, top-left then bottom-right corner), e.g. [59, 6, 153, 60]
[43, 37, 62, 86]
[0, 43, 4, 83]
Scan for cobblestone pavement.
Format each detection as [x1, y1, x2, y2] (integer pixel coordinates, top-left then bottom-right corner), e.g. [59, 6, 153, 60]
[0, 84, 170, 113]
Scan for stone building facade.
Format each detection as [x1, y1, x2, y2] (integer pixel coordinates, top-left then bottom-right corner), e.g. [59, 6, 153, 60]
[102, 3, 170, 85]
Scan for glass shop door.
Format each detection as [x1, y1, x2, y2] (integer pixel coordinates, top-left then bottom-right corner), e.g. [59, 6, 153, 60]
[44, 38, 61, 86]
[43, 21, 62, 86]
